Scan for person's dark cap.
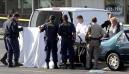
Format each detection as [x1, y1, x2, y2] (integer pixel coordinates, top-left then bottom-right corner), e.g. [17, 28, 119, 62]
[62, 15, 68, 21]
[8, 14, 12, 18]
[49, 15, 56, 21]
[13, 13, 20, 18]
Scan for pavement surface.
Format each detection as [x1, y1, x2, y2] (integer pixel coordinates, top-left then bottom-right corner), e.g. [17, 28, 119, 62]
[0, 40, 129, 74]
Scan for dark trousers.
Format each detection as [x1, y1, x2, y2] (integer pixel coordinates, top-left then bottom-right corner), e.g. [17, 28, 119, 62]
[6, 37, 20, 64]
[45, 40, 58, 63]
[61, 39, 75, 63]
[1, 37, 8, 61]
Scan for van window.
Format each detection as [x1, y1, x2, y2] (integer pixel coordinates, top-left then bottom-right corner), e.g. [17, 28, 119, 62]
[35, 11, 62, 27]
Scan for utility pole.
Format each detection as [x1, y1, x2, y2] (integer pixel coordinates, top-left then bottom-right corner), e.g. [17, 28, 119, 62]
[124, 0, 128, 23]
[21, 0, 24, 14]
[32, 0, 34, 12]
[5, 0, 7, 14]
[32, 0, 39, 12]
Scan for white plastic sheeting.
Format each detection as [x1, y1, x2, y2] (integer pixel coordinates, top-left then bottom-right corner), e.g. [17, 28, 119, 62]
[19, 27, 62, 68]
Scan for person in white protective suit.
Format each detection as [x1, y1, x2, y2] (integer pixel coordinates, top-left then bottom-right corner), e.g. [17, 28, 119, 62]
[76, 15, 88, 43]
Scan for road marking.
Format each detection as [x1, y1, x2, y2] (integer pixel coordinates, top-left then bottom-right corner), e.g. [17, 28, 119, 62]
[89, 70, 106, 74]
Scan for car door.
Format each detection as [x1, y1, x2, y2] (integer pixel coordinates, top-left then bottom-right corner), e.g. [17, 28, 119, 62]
[117, 32, 129, 61]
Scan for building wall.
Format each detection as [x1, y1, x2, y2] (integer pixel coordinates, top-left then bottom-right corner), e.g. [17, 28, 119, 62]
[71, 0, 105, 9]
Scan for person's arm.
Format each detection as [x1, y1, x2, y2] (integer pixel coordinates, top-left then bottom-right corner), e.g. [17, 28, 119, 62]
[18, 27, 23, 32]
[101, 20, 111, 28]
[76, 24, 80, 34]
[10, 22, 19, 34]
[100, 26, 106, 38]
[117, 23, 121, 33]
[39, 24, 46, 32]
[71, 23, 76, 40]
[86, 25, 91, 37]
[85, 25, 91, 42]
[58, 24, 63, 36]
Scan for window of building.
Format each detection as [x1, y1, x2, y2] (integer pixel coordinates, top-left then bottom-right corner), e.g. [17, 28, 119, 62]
[39, 0, 65, 8]
[18, 0, 32, 9]
[40, 0, 51, 8]
[105, 0, 124, 16]
[23, 0, 32, 8]
[18, 0, 32, 14]
[0, 0, 5, 14]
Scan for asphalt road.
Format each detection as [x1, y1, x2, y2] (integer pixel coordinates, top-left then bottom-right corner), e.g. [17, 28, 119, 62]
[0, 40, 129, 74]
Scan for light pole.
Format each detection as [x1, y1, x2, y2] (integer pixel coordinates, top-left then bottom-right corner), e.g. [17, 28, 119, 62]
[32, 0, 39, 12]
[32, 0, 34, 12]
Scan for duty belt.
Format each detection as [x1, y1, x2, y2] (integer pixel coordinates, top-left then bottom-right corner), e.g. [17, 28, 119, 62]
[90, 37, 100, 40]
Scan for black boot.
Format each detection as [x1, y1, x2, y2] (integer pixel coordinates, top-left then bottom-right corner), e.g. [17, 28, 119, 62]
[8, 62, 14, 68]
[63, 62, 67, 69]
[46, 62, 49, 69]
[8, 64, 13, 68]
[70, 62, 75, 69]
[54, 62, 59, 69]
[0, 59, 8, 65]
[15, 62, 23, 67]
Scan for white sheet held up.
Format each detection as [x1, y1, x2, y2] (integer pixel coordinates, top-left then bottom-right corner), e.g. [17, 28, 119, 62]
[19, 27, 62, 68]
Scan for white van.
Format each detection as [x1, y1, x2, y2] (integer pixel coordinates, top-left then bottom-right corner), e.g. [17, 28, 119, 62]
[19, 7, 109, 68]
[29, 7, 109, 27]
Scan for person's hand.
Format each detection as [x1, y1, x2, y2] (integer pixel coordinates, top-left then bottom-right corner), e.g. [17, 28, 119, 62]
[20, 27, 23, 31]
[38, 26, 43, 32]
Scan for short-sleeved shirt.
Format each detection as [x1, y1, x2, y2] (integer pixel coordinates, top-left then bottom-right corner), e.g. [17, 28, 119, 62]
[87, 23, 105, 38]
[42, 22, 58, 41]
[58, 22, 76, 39]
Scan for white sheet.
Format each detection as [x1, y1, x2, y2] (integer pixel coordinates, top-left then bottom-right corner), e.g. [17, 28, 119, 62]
[19, 27, 62, 68]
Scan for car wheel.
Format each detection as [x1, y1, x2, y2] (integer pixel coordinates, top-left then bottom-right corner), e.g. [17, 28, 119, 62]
[106, 53, 123, 71]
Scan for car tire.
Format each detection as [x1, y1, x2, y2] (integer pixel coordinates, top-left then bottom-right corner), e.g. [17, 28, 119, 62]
[106, 53, 123, 71]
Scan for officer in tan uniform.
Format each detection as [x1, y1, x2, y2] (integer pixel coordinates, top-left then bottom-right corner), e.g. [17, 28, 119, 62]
[85, 17, 105, 69]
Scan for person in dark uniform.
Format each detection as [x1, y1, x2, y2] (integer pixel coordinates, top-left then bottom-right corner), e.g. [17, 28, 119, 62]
[58, 15, 76, 69]
[4, 13, 23, 67]
[39, 15, 59, 69]
[101, 13, 113, 38]
[0, 13, 13, 66]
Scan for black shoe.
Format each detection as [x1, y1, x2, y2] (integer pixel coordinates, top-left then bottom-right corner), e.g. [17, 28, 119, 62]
[47, 66, 49, 69]
[61, 63, 67, 69]
[15, 63, 23, 67]
[93, 67, 99, 70]
[54, 63, 59, 69]
[46, 63, 49, 69]
[69, 64, 75, 69]
[54, 65, 59, 69]
[8, 64, 14, 68]
[0, 59, 8, 65]
[85, 68, 91, 70]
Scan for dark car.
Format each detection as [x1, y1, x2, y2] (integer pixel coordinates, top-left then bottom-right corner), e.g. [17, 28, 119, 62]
[100, 29, 129, 71]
